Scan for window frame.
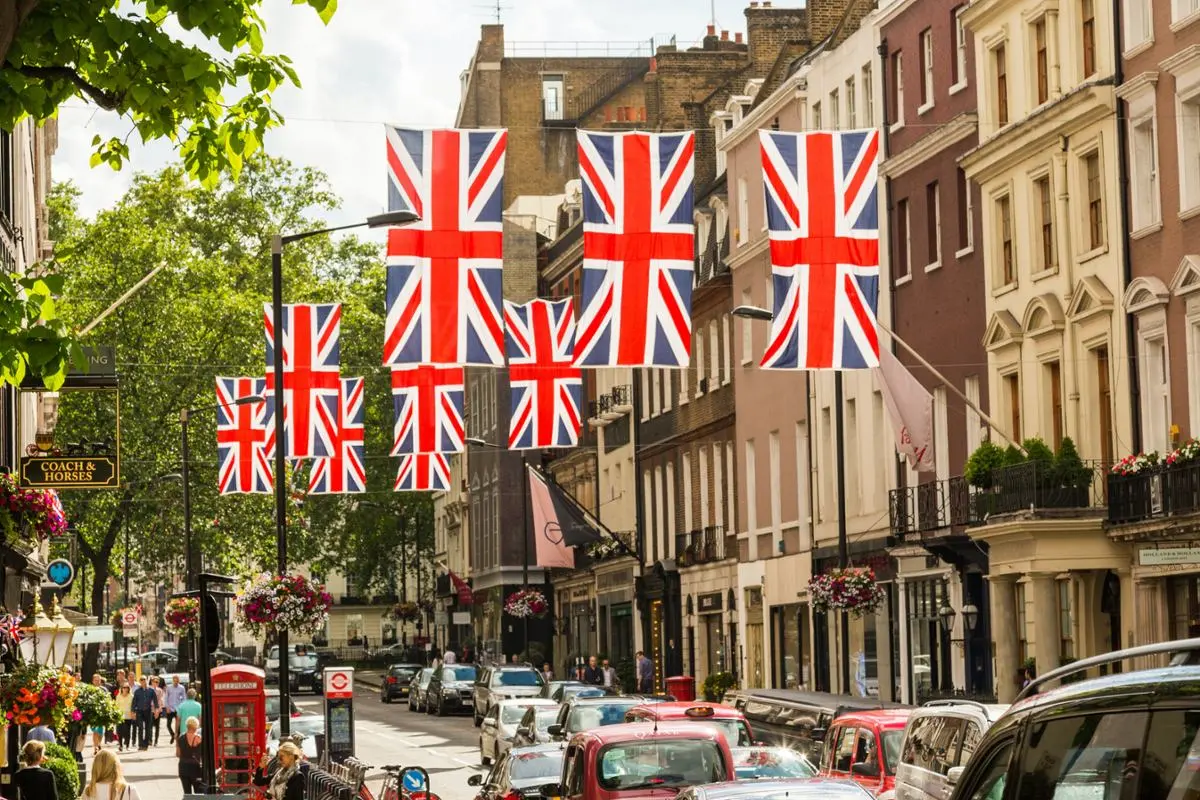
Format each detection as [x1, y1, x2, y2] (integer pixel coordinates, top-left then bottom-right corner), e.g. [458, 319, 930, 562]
[951, 6, 969, 93]
[1081, 0, 1097, 79]
[890, 50, 905, 132]
[1033, 18, 1049, 106]
[995, 191, 1016, 289]
[896, 197, 912, 284]
[863, 64, 875, 127]
[919, 28, 935, 114]
[926, 180, 942, 270]
[993, 42, 1009, 129]
[846, 76, 857, 129]
[956, 168, 974, 257]
[1081, 147, 1107, 255]
[1124, 0, 1153, 54]
[1032, 171, 1057, 275]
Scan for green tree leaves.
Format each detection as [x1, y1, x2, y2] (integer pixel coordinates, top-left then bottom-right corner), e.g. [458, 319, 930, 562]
[0, 268, 85, 390]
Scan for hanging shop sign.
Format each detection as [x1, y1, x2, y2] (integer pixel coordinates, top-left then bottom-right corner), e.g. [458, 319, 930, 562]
[21, 456, 117, 489]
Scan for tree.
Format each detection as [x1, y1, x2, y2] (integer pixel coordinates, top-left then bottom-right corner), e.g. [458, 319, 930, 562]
[0, 266, 83, 389]
[1, 0, 335, 184]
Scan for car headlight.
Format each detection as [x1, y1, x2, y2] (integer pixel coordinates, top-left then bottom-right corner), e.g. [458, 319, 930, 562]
[443, 688, 456, 695]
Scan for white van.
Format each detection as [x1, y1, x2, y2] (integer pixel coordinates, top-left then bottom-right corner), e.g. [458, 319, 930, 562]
[892, 701, 1007, 800]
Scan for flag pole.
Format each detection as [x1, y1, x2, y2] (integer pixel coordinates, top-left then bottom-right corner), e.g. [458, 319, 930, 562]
[878, 322, 1024, 453]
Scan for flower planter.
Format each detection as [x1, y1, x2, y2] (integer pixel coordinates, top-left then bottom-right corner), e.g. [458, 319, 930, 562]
[164, 597, 199, 636]
[808, 568, 885, 619]
[504, 589, 548, 619]
[236, 573, 333, 639]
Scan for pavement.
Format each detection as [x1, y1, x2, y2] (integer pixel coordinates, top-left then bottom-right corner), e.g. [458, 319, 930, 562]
[120, 672, 486, 800]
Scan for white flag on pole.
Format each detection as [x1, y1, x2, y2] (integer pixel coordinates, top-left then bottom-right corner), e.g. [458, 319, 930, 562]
[875, 346, 935, 472]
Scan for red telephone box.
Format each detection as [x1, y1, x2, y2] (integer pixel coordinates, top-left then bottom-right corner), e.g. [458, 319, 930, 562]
[210, 665, 267, 793]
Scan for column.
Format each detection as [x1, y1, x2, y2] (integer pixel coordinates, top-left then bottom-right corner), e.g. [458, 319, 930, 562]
[1135, 577, 1167, 669]
[1029, 572, 1062, 684]
[988, 574, 1019, 703]
[897, 578, 910, 704]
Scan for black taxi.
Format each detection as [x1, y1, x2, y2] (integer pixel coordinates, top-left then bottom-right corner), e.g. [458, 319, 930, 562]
[948, 637, 1200, 800]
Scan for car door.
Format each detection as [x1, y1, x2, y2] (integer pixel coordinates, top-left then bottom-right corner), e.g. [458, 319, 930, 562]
[483, 751, 508, 800]
[475, 668, 490, 714]
[482, 705, 500, 757]
[951, 736, 1015, 800]
[562, 744, 587, 800]
[849, 726, 884, 794]
[515, 706, 535, 747]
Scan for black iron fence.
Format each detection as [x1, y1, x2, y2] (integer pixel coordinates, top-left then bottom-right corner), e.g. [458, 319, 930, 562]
[675, 526, 728, 566]
[1108, 459, 1200, 524]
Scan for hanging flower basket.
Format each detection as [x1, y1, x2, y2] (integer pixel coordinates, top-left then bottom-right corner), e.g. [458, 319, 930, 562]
[0, 664, 81, 734]
[164, 597, 200, 636]
[808, 567, 886, 618]
[235, 573, 332, 639]
[504, 589, 548, 619]
[0, 474, 67, 543]
[1111, 452, 1160, 476]
[586, 537, 623, 561]
[75, 683, 122, 731]
[390, 602, 420, 622]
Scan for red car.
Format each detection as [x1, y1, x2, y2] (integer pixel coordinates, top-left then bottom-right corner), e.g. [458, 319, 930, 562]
[623, 702, 755, 747]
[542, 722, 735, 800]
[816, 708, 911, 798]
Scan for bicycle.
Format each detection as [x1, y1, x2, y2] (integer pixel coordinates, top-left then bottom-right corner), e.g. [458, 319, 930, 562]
[355, 762, 435, 800]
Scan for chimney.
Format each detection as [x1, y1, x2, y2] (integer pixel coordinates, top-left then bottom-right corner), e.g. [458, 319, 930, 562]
[707, 23, 716, 36]
[749, 1, 758, 6]
[735, 31, 743, 43]
[762, 1, 771, 5]
[721, 29, 729, 40]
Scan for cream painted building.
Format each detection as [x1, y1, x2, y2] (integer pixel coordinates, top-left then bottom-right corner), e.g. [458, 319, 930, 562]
[959, 0, 1134, 701]
[432, 452, 469, 653]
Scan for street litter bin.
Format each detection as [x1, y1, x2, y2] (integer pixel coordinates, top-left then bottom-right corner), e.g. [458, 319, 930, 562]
[665, 675, 696, 702]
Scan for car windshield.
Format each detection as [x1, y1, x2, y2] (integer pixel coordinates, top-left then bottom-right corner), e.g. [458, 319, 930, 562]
[534, 708, 558, 729]
[442, 666, 477, 682]
[417, 669, 433, 686]
[881, 730, 904, 775]
[289, 654, 318, 668]
[502, 705, 538, 724]
[567, 702, 638, 731]
[597, 740, 725, 790]
[509, 750, 564, 781]
[390, 666, 418, 678]
[681, 719, 751, 747]
[269, 717, 324, 742]
[732, 747, 815, 779]
[496, 670, 542, 687]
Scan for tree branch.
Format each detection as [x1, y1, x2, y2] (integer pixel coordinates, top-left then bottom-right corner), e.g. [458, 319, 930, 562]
[11, 62, 122, 109]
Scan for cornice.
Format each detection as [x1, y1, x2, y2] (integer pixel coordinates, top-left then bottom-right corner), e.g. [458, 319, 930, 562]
[724, 234, 770, 271]
[720, 70, 806, 153]
[881, 113, 978, 178]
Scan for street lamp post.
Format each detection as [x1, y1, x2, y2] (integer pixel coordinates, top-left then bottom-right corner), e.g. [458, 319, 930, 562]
[271, 210, 418, 734]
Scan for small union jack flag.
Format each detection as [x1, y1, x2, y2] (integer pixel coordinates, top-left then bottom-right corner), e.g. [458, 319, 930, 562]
[394, 452, 452, 492]
[505, 298, 583, 450]
[384, 126, 506, 366]
[263, 303, 342, 459]
[216, 377, 270, 495]
[308, 377, 366, 495]
[759, 130, 880, 370]
[573, 130, 695, 368]
[390, 365, 465, 455]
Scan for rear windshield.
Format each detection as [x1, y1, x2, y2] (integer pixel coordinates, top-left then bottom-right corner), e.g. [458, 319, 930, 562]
[389, 666, 418, 678]
[567, 703, 637, 731]
[502, 705, 536, 723]
[442, 666, 477, 682]
[509, 751, 564, 781]
[597, 739, 725, 790]
[495, 670, 542, 687]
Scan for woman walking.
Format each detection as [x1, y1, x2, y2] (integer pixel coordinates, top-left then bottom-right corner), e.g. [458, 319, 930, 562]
[253, 741, 304, 800]
[82, 749, 141, 800]
[114, 684, 134, 753]
[176, 717, 203, 794]
[14, 740, 58, 800]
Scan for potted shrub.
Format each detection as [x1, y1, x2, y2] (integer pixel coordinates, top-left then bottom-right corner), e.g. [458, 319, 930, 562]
[701, 671, 738, 702]
[1053, 437, 1093, 507]
[964, 441, 1006, 489]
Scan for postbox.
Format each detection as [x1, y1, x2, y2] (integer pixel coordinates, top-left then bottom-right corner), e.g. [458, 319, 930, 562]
[210, 664, 267, 793]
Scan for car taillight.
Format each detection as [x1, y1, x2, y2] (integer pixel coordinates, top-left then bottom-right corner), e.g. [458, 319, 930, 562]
[291, 711, 301, 717]
[501, 791, 522, 800]
[387, 676, 397, 684]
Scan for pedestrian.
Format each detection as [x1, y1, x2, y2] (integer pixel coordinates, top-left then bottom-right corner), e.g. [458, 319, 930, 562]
[573, 661, 586, 681]
[131, 676, 159, 750]
[14, 740, 58, 800]
[583, 655, 603, 686]
[163, 675, 186, 745]
[176, 716, 203, 794]
[601, 658, 617, 690]
[176, 689, 203, 730]
[253, 741, 305, 800]
[635, 650, 653, 694]
[110, 671, 125, 699]
[26, 722, 55, 743]
[541, 662, 554, 682]
[115, 684, 134, 752]
[82, 749, 141, 800]
[149, 677, 166, 746]
[442, 647, 457, 665]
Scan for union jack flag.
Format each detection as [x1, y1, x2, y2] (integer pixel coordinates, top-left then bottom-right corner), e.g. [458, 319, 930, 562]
[262, 303, 342, 459]
[215, 377, 270, 495]
[573, 130, 695, 368]
[759, 130, 880, 370]
[505, 298, 583, 450]
[394, 452, 452, 492]
[308, 377, 366, 495]
[384, 126, 506, 366]
[390, 365, 465, 455]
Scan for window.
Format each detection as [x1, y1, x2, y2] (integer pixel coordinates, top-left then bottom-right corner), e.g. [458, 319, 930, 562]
[1143, 333, 1171, 453]
[831, 725, 857, 772]
[641, 370, 651, 420]
[896, 198, 911, 280]
[768, 431, 781, 532]
[1082, 0, 1096, 78]
[740, 289, 752, 365]
[1036, 175, 1056, 271]
[926, 181, 941, 267]
[542, 75, 565, 121]
[846, 77, 857, 128]
[998, 194, 1015, 285]
[1015, 580, 1028, 660]
[891, 51, 904, 125]
[737, 177, 749, 244]
[745, 438, 757, 533]
[957, 168, 973, 252]
[966, 375, 982, 455]
[919, 29, 934, 109]
[682, 452, 693, 533]
[830, 89, 840, 130]
[1096, 346, 1114, 464]
[1058, 579, 1074, 660]
[863, 65, 874, 127]
[1005, 372, 1021, 440]
[1179, 0, 1200, 24]
[994, 45, 1009, 127]
[651, 369, 661, 417]
[1131, 114, 1160, 230]
[1184, 95, 1200, 213]
[709, 320, 719, 386]
[1045, 360, 1063, 448]
[1141, 711, 1200, 800]
[1125, 0, 1152, 50]
[1017, 712, 1148, 797]
[960, 740, 1013, 800]
[1085, 151, 1104, 250]
[952, 6, 968, 88]
[1034, 20, 1049, 105]
[721, 316, 732, 383]
[812, 101, 822, 130]
[0, 131, 12, 227]
[695, 331, 705, 396]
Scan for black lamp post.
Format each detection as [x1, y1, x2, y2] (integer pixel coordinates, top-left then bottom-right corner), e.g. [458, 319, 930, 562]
[269, 209, 418, 733]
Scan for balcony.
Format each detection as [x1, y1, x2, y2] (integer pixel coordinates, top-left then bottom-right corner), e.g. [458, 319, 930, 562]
[1108, 460, 1200, 526]
[675, 526, 731, 567]
[889, 476, 976, 538]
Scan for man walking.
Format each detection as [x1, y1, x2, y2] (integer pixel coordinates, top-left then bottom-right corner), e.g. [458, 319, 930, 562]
[635, 650, 653, 693]
[164, 674, 186, 744]
[601, 658, 617, 690]
[177, 689, 203, 730]
[131, 675, 160, 750]
[583, 655, 603, 686]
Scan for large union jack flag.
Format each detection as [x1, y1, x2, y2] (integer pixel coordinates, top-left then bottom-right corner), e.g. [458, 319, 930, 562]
[505, 298, 583, 450]
[216, 377, 270, 495]
[759, 130, 880, 370]
[394, 452, 452, 492]
[390, 365, 465, 455]
[384, 126, 506, 366]
[308, 377, 366, 495]
[263, 303, 342, 459]
[573, 130, 695, 368]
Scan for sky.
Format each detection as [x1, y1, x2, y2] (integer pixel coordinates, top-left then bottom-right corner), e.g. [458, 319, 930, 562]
[53, 0, 756, 243]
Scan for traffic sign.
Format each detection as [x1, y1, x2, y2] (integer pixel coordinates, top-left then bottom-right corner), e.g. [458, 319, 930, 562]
[324, 668, 354, 699]
[43, 559, 74, 589]
[402, 769, 426, 792]
[121, 609, 138, 628]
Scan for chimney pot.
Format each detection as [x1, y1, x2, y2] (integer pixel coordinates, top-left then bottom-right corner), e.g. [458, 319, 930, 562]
[707, 24, 716, 36]
[762, 1, 771, 6]
[749, 1, 758, 6]
[721, 29, 729, 40]
[735, 31, 743, 43]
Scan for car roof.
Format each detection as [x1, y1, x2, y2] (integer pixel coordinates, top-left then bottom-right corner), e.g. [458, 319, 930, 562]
[387, 663, 423, 670]
[830, 708, 913, 728]
[730, 688, 908, 712]
[912, 701, 1008, 723]
[567, 695, 641, 706]
[498, 698, 559, 706]
[694, 778, 871, 798]
[629, 701, 745, 718]
[577, 721, 731, 745]
[493, 665, 537, 671]
[508, 742, 566, 757]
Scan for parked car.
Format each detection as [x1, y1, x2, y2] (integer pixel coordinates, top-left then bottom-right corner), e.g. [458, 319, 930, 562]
[381, 663, 424, 704]
[264, 689, 302, 725]
[947, 639, 1200, 800]
[512, 704, 562, 748]
[538, 680, 589, 700]
[266, 714, 324, 759]
[480, 698, 559, 765]
[429, 664, 480, 716]
[467, 743, 565, 800]
[473, 665, 546, 726]
[286, 650, 331, 695]
[264, 643, 315, 684]
[730, 746, 817, 780]
[625, 702, 755, 747]
[818, 708, 913, 798]
[409, 667, 435, 713]
[549, 695, 647, 741]
[135, 650, 179, 674]
[675, 779, 873, 800]
[369, 642, 413, 662]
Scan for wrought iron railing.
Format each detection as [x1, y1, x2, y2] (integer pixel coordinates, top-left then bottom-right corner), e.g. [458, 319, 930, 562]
[675, 526, 727, 566]
[889, 476, 975, 537]
[1108, 460, 1200, 524]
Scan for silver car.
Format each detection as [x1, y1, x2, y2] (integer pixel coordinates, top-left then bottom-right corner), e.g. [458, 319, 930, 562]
[893, 701, 1008, 800]
[479, 698, 559, 766]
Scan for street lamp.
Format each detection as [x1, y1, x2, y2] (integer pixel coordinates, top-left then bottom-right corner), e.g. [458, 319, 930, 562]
[271, 209, 419, 735]
[731, 303, 851, 696]
[20, 595, 74, 666]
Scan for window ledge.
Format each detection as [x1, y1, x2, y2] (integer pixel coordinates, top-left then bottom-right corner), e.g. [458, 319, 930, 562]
[992, 282, 1019, 299]
[1123, 38, 1154, 60]
[1131, 220, 1164, 240]
[1077, 243, 1109, 264]
[949, 80, 968, 96]
[1172, 9, 1200, 33]
[1031, 265, 1059, 282]
[895, 273, 913, 287]
[955, 244, 975, 259]
[1179, 204, 1200, 222]
[889, 119, 906, 135]
[924, 260, 943, 273]
[917, 100, 935, 116]
[740, 358, 752, 367]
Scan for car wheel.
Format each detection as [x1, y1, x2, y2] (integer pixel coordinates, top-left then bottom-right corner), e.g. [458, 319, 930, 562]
[382, 692, 391, 704]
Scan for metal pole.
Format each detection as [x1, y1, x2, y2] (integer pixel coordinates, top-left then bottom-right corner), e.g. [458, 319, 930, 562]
[522, 452, 530, 659]
[270, 236, 291, 736]
[834, 372, 850, 695]
[124, 518, 130, 672]
[180, 409, 194, 680]
[197, 577, 215, 792]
